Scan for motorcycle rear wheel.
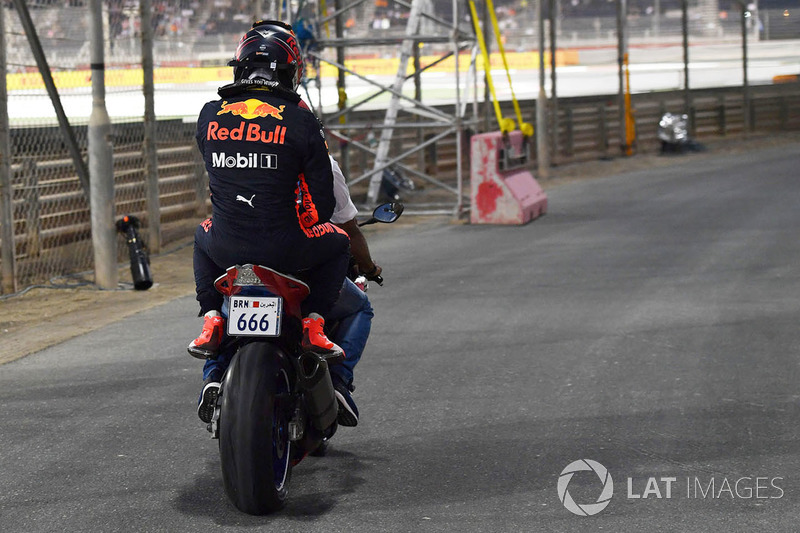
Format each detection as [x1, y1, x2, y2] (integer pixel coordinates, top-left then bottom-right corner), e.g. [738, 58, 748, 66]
[218, 342, 293, 514]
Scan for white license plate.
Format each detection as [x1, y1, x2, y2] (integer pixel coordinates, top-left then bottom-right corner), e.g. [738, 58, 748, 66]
[227, 296, 283, 337]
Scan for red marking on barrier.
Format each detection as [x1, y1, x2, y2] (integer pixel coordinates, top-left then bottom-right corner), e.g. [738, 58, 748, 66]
[476, 181, 503, 217]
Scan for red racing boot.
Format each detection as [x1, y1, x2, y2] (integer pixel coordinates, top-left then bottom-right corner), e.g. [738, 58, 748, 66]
[188, 311, 225, 359]
[301, 313, 345, 362]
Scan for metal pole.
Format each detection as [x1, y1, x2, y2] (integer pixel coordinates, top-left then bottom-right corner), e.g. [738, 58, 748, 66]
[549, 0, 558, 166]
[0, 5, 17, 294]
[366, 0, 423, 203]
[536, 0, 549, 178]
[141, 0, 160, 254]
[654, 0, 661, 37]
[335, 0, 349, 178]
[453, 0, 463, 219]
[89, 0, 118, 289]
[617, 0, 627, 155]
[752, 0, 759, 41]
[10, 0, 90, 198]
[414, 40, 424, 174]
[682, 0, 690, 119]
[741, 2, 751, 133]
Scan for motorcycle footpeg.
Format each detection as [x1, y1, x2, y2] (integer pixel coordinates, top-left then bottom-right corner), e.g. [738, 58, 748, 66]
[320, 350, 345, 366]
[297, 347, 345, 366]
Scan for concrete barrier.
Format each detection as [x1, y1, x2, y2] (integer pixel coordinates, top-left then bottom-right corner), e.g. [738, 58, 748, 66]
[470, 130, 547, 225]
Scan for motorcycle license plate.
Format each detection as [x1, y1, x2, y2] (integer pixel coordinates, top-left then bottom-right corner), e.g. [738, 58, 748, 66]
[227, 296, 283, 337]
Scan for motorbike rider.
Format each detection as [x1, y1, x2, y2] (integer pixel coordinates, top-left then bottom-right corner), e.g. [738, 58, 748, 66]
[189, 20, 350, 422]
[324, 155, 383, 427]
[194, 150, 381, 427]
[194, 152, 381, 427]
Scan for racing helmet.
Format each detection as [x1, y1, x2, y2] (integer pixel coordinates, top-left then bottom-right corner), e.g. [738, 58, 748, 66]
[228, 20, 304, 91]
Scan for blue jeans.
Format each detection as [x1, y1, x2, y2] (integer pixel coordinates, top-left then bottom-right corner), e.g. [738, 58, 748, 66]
[203, 278, 373, 388]
[326, 278, 374, 388]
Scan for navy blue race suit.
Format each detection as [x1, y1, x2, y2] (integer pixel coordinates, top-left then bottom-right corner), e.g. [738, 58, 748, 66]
[193, 87, 350, 318]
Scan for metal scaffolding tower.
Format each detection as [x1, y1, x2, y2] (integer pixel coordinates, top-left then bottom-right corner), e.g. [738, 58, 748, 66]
[303, 0, 479, 217]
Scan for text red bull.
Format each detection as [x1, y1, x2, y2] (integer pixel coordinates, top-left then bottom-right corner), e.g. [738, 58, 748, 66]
[206, 122, 287, 145]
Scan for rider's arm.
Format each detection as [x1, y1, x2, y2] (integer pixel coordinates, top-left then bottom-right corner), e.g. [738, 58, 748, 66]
[337, 218, 381, 279]
[327, 156, 381, 278]
[330, 156, 381, 278]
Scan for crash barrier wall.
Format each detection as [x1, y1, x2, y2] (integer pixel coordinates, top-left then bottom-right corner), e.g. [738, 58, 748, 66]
[1, 83, 800, 292]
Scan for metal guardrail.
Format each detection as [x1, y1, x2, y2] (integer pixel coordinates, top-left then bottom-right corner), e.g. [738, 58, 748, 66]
[1, 82, 799, 291]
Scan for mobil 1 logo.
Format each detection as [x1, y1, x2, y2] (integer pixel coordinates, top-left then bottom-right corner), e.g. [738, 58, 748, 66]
[212, 152, 277, 170]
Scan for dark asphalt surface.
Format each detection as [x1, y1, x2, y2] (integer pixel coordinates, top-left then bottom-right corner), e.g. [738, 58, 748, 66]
[1, 144, 799, 532]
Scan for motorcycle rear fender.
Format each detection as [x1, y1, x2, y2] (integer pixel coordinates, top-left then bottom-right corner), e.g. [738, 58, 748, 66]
[214, 264, 310, 320]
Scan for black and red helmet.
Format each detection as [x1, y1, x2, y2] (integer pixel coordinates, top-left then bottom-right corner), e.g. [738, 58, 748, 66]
[228, 20, 304, 91]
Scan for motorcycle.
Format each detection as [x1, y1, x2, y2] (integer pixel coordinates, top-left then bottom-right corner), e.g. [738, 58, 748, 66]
[206, 202, 403, 515]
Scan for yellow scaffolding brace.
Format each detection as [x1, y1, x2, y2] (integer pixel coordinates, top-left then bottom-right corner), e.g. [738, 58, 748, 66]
[467, 0, 533, 136]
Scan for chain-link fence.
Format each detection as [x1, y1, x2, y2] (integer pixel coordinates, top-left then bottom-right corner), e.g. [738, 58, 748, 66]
[2, 0, 800, 294]
[2, 2, 203, 293]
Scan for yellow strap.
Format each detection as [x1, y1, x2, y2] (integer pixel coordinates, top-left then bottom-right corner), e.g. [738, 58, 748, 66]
[320, 0, 330, 38]
[338, 87, 347, 125]
[623, 53, 636, 155]
[484, 0, 532, 136]
[467, 0, 514, 133]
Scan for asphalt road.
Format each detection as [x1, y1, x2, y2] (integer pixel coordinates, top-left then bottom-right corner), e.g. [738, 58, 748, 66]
[2, 144, 799, 532]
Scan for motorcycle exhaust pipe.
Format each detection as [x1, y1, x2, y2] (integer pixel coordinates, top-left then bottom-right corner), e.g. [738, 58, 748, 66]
[295, 351, 338, 432]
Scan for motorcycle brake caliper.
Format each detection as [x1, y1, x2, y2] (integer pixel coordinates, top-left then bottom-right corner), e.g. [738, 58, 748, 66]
[273, 392, 304, 441]
[288, 405, 305, 442]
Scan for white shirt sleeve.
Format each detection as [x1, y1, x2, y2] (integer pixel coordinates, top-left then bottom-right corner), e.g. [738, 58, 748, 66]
[329, 155, 358, 224]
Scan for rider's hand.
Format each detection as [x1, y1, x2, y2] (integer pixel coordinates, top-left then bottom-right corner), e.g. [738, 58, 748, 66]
[364, 263, 382, 284]
[364, 262, 383, 286]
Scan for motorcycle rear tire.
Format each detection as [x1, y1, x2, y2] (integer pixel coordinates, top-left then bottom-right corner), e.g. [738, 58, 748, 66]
[218, 342, 293, 514]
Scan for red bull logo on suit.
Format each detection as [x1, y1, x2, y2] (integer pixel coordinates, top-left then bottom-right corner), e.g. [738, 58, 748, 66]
[217, 99, 285, 120]
[206, 122, 287, 145]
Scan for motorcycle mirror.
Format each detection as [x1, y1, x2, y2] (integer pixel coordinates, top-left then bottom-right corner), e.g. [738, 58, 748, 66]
[372, 202, 403, 223]
[358, 202, 404, 227]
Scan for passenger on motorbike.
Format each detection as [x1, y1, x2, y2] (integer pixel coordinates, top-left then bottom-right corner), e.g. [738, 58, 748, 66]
[188, 20, 350, 422]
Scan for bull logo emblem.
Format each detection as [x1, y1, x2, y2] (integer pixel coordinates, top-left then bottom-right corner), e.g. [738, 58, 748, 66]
[218, 99, 285, 120]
